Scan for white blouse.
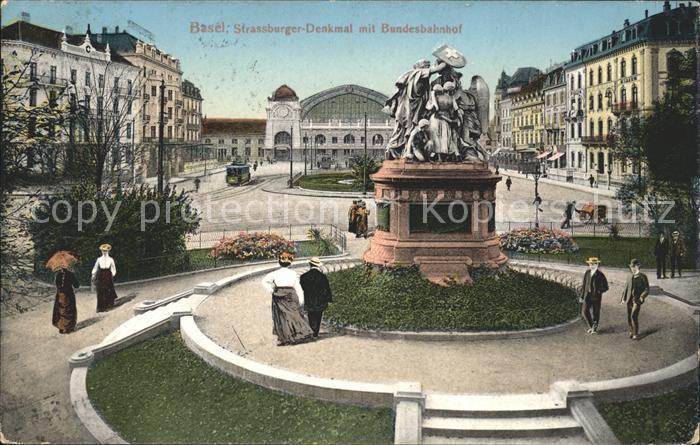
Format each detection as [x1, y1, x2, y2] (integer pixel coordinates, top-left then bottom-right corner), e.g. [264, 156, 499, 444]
[261, 267, 305, 306]
[91, 255, 116, 278]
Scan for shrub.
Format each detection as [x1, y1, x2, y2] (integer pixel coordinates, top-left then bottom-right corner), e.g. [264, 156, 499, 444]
[29, 182, 199, 284]
[500, 227, 579, 254]
[305, 227, 337, 256]
[608, 223, 622, 241]
[210, 232, 295, 261]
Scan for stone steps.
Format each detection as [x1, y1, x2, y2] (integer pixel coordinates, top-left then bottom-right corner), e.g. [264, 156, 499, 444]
[421, 393, 588, 444]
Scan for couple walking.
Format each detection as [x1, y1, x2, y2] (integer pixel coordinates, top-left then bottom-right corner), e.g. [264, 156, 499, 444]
[262, 253, 333, 346]
[580, 257, 649, 340]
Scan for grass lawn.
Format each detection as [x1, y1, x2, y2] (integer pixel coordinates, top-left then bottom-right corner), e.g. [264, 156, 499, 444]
[505, 236, 674, 268]
[87, 333, 394, 444]
[295, 172, 372, 192]
[597, 385, 699, 444]
[324, 266, 579, 331]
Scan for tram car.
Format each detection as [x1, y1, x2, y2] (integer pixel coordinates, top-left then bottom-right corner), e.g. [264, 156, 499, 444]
[226, 161, 251, 185]
[319, 156, 333, 169]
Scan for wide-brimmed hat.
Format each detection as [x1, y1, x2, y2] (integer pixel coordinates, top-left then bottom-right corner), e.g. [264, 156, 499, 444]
[99, 243, 112, 252]
[309, 257, 322, 267]
[585, 257, 601, 265]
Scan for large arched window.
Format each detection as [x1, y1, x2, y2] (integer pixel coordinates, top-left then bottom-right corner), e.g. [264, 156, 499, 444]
[372, 134, 384, 145]
[343, 134, 355, 144]
[620, 58, 627, 78]
[314, 134, 326, 145]
[631, 85, 638, 106]
[606, 64, 612, 81]
[274, 131, 291, 146]
[631, 55, 638, 75]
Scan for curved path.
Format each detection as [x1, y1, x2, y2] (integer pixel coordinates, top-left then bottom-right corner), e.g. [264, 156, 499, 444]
[195, 265, 696, 394]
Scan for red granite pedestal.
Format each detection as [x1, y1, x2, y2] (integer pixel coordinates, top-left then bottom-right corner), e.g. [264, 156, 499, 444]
[363, 159, 508, 285]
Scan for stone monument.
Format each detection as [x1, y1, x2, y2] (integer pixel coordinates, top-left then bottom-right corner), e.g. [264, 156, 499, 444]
[363, 45, 508, 284]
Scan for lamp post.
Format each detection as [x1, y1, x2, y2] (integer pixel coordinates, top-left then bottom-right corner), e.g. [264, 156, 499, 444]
[289, 126, 294, 188]
[363, 112, 368, 195]
[532, 161, 542, 228]
[304, 132, 308, 176]
[157, 79, 165, 194]
[607, 164, 613, 190]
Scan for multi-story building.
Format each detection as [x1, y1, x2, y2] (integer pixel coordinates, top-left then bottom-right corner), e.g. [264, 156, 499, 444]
[542, 64, 568, 178]
[1, 20, 142, 181]
[202, 118, 266, 162]
[511, 74, 546, 156]
[96, 27, 188, 177]
[265, 84, 393, 163]
[500, 97, 513, 150]
[568, 0, 697, 187]
[564, 58, 588, 181]
[493, 68, 542, 150]
[182, 79, 203, 142]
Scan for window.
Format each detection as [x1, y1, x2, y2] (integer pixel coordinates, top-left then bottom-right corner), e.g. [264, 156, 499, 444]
[205, 138, 211, 143]
[570, 75, 574, 91]
[70, 69, 77, 84]
[589, 69, 593, 85]
[50, 66, 57, 84]
[29, 88, 37, 107]
[620, 87, 627, 105]
[631, 56, 637, 75]
[84, 95, 91, 110]
[598, 120, 603, 138]
[127, 80, 132, 95]
[113, 98, 119, 114]
[151, 126, 156, 138]
[168, 126, 173, 138]
[597, 93, 603, 110]
[98, 74, 104, 88]
[597, 66, 602, 84]
[344, 134, 355, 144]
[168, 107, 172, 118]
[127, 100, 132, 114]
[589, 95, 594, 110]
[589, 119, 594, 137]
[332, 136, 338, 144]
[49, 90, 57, 108]
[607, 118, 613, 135]
[245, 138, 251, 144]
[570, 123, 575, 139]
[85, 71, 91, 86]
[168, 90, 173, 101]
[232, 138, 238, 144]
[372, 134, 384, 145]
[620, 59, 626, 78]
[577, 73, 582, 89]
[606, 64, 612, 81]
[258, 138, 263, 144]
[151, 85, 157, 97]
[29, 62, 37, 80]
[631, 85, 638, 106]
[97, 97, 103, 112]
[314, 134, 325, 145]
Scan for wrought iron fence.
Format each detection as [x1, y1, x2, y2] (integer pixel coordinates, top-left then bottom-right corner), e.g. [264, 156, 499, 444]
[187, 223, 347, 251]
[495, 221, 654, 238]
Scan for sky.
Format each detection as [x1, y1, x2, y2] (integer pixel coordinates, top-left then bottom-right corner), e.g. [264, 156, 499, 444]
[2, 1, 670, 118]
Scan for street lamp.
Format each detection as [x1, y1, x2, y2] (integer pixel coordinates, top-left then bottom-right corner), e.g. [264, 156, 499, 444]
[531, 161, 542, 228]
[363, 112, 368, 195]
[607, 164, 613, 190]
[304, 132, 308, 176]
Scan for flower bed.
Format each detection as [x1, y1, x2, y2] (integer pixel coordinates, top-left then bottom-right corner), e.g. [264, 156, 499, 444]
[500, 227, 579, 254]
[210, 232, 295, 261]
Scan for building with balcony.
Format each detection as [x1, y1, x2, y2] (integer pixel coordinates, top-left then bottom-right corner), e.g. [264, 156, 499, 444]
[510, 74, 546, 156]
[541, 64, 568, 178]
[1, 20, 142, 182]
[566, 0, 697, 188]
[203, 118, 266, 162]
[182, 79, 203, 143]
[493, 67, 542, 151]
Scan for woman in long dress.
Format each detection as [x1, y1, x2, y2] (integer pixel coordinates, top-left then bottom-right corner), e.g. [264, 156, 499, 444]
[92, 244, 118, 312]
[426, 82, 460, 161]
[52, 268, 80, 334]
[261, 252, 314, 346]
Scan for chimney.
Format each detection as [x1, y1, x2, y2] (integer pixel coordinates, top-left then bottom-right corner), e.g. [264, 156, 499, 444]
[624, 19, 630, 27]
[115, 26, 120, 33]
[663, 0, 671, 12]
[20, 12, 30, 22]
[645, 9, 648, 18]
[102, 26, 107, 34]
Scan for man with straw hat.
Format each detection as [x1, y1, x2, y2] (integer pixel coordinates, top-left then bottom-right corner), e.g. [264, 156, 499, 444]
[580, 257, 609, 334]
[300, 257, 333, 338]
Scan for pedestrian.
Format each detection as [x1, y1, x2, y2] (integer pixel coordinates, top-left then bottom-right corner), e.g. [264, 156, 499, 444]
[261, 252, 314, 346]
[300, 257, 333, 338]
[253, 161, 258, 172]
[46, 251, 80, 334]
[561, 201, 579, 229]
[91, 244, 118, 312]
[348, 201, 358, 233]
[194, 177, 201, 192]
[356, 202, 370, 238]
[620, 258, 650, 340]
[495, 165, 500, 175]
[654, 231, 669, 279]
[580, 257, 609, 334]
[505, 176, 512, 191]
[588, 174, 595, 188]
[670, 230, 686, 278]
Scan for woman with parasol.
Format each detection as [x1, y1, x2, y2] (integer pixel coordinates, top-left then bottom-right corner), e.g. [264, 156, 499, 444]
[46, 251, 80, 334]
[91, 244, 118, 312]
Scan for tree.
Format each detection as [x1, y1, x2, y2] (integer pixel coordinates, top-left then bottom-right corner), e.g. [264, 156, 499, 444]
[613, 48, 698, 263]
[350, 154, 379, 191]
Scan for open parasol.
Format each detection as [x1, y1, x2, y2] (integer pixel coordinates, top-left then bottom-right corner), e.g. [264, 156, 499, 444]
[46, 251, 79, 272]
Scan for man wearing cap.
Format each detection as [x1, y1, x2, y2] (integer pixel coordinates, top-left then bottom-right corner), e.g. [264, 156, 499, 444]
[580, 257, 609, 334]
[620, 259, 650, 340]
[670, 230, 686, 278]
[300, 257, 333, 338]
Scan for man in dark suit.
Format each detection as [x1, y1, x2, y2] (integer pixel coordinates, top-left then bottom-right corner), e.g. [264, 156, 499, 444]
[670, 230, 686, 278]
[580, 257, 609, 334]
[619, 258, 650, 340]
[654, 232, 669, 279]
[300, 257, 333, 338]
